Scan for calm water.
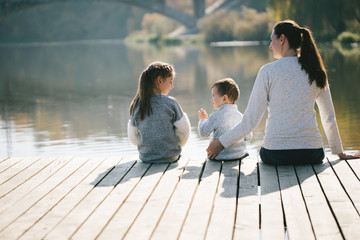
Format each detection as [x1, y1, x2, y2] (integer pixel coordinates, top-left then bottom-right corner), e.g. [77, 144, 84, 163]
[1, 41, 360, 158]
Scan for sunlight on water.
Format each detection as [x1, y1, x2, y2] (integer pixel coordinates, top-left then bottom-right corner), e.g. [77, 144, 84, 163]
[0, 41, 359, 157]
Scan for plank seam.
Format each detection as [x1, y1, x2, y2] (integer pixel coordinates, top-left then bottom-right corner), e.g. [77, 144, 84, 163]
[68, 158, 136, 239]
[149, 158, 191, 239]
[0, 157, 74, 215]
[18, 157, 109, 239]
[0, 157, 89, 233]
[327, 158, 360, 216]
[231, 160, 241, 239]
[345, 160, 360, 181]
[203, 161, 223, 240]
[95, 162, 153, 240]
[176, 159, 207, 240]
[0, 158, 58, 198]
[0, 157, 42, 186]
[0, 158, 23, 174]
[311, 159, 345, 239]
[122, 163, 172, 239]
[293, 165, 317, 238]
[0, 157, 10, 165]
[275, 166, 288, 236]
[40, 157, 121, 239]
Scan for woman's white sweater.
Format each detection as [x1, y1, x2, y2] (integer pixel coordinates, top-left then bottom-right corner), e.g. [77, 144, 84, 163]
[219, 57, 343, 155]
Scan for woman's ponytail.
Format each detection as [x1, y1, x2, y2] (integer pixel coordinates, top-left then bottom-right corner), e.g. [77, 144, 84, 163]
[299, 27, 327, 89]
[273, 20, 327, 89]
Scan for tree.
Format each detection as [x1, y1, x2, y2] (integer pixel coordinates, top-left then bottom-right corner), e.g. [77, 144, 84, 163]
[267, 0, 360, 40]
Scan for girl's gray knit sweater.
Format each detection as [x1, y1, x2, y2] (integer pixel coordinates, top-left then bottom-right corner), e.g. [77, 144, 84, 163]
[128, 94, 191, 163]
[219, 57, 343, 155]
[198, 104, 252, 160]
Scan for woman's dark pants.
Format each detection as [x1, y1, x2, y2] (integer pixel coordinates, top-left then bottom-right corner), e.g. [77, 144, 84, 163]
[260, 147, 325, 165]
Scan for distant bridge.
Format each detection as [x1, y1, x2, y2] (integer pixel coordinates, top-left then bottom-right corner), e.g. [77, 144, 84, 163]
[0, 0, 241, 31]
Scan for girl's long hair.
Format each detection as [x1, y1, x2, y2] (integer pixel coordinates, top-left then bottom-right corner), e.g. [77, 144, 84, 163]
[273, 20, 327, 89]
[129, 62, 175, 121]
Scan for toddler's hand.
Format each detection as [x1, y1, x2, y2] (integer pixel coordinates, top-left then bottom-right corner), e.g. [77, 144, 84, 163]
[198, 108, 208, 119]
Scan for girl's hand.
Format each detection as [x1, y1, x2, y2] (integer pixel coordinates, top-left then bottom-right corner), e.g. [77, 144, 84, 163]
[338, 152, 360, 160]
[206, 139, 223, 159]
[198, 108, 208, 120]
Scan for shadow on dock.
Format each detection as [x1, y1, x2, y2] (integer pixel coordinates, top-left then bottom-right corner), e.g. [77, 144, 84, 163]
[90, 156, 341, 199]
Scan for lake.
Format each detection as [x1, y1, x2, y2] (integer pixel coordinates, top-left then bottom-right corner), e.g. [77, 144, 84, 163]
[1, 40, 359, 158]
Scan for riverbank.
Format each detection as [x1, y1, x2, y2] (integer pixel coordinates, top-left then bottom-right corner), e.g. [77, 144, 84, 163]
[124, 30, 360, 49]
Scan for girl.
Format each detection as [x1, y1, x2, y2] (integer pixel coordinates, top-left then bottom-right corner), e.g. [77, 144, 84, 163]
[207, 20, 360, 165]
[128, 61, 191, 163]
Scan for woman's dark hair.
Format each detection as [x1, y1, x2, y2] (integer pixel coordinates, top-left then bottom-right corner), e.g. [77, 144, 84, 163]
[212, 78, 240, 104]
[129, 62, 175, 121]
[273, 20, 327, 89]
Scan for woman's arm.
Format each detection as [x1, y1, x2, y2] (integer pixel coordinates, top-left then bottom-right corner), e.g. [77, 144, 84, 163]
[316, 84, 343, 155]
[207, 66, 269, 158]
[316, 84, 360, 159]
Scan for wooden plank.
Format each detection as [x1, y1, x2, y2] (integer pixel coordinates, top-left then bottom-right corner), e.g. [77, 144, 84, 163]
[18, 157, 122, 240]
[346, 158, 360, 180]
[122, 158, 190, 240]
[62, 158, 146, 240]
[178, 160, 222, 240]
[0, 154, 356, 240]
[205, 160, 239, 240]
[43, 157, 136, 240]
[327, 156, 360, 215]
[233, 156, 259, 240]
[0, 157, 83, 232]
[258, 162, 285, 240]
[0, 157, 10, 165]
[97, 162, 169, 240]
[150, 158, 205, 240]
[313, 158, 360, 239]
[0, 157, 23, 173]
[0, 157, 8, 161]
[295, 164, 342, 239]
[0, 157, 56, 198]
[0, 157, 40, 184]
[277, 165, 315, 240]
[0, 157, 72, 213]
[0, 157, 107, 239]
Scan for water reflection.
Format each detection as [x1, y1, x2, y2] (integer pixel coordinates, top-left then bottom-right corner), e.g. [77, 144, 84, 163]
[0, 41, 359, 157]
[321, 45, 360, 150]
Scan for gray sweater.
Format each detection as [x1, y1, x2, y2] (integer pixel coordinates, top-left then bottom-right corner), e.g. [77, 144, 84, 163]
[198, 104, 252, 160]
[128, 94, 191, 163]
[219, 57, 343, 155]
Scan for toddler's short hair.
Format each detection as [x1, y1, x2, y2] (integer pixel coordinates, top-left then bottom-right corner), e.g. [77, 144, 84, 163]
[212, 78, 240, 104]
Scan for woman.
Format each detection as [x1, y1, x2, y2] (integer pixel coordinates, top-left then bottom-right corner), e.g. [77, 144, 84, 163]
[207, 20, 360, 165]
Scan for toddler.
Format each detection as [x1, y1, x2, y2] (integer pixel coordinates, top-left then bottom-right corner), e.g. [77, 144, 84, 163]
[198, 78, 252, 161]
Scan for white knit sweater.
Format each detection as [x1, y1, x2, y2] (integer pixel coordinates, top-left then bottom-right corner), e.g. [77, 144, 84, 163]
[198, 104, 252, 160]
[219, 57, 343, 155]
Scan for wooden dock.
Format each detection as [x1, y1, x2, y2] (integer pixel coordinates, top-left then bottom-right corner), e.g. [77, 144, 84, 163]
[0, 155, 359, 240]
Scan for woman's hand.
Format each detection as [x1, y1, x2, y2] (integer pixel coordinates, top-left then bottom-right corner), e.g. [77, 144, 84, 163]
[198, 108, 208, 120]
[338, 152, 360, 160]
[206, 139, 224, 159]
